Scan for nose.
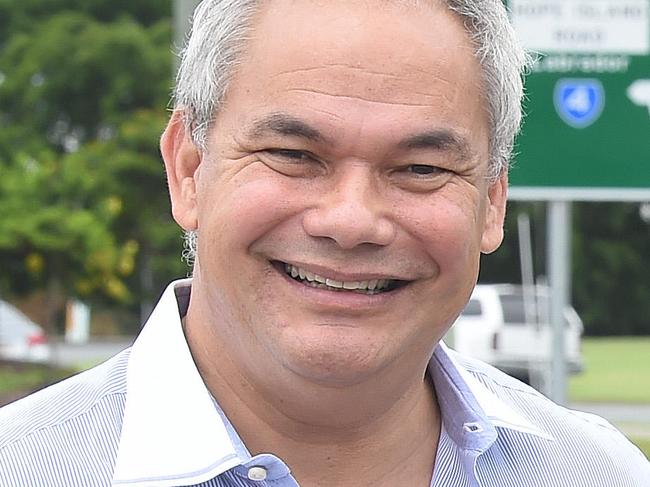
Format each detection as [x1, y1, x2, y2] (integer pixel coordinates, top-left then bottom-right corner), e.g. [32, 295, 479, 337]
[302, 165, 396, 249]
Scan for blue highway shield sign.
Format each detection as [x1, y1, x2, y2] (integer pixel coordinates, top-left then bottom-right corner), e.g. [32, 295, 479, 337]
[553, 79, 605, 129]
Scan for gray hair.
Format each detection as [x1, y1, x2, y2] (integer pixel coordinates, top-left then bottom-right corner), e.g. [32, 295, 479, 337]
[174, 0, 530, 263]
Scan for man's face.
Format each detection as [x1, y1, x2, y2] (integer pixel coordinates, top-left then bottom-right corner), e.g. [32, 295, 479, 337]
[169, 0, 507, 385]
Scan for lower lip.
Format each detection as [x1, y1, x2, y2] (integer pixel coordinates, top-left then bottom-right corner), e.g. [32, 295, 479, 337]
[272, 262, 407, 309]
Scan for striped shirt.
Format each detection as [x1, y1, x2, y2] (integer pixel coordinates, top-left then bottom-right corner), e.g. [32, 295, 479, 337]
[1, 279, 648, 486]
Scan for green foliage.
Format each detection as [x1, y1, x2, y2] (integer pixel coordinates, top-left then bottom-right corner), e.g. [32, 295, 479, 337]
[0, 12, 171, 154]
[0, 1, 184, 327]
[0, 144, 135, 301]
[0, 0, 170, 45]
[480, 201, 547, 285]
[573, 203, 650, 336]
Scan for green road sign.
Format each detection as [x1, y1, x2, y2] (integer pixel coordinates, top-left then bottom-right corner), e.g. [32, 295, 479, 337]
[507, 0, 650, 201]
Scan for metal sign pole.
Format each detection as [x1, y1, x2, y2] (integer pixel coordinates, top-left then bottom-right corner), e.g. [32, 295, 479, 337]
[173, 0, 201, 70]
[547, 200, 572, 405]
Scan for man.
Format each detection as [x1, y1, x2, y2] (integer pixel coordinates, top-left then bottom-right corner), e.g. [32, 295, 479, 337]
[1, 0, 648, 486]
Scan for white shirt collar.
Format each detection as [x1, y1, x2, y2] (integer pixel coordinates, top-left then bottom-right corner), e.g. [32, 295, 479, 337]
[112, 279, 552, 486]
[112, 280, 240, 487]
[432, 343, 554, 446]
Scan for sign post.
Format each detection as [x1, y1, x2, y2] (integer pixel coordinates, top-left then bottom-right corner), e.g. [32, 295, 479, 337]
[173, 0, 201, 70]
[547, 201, 571, 404]
[506, 0, 650, 403]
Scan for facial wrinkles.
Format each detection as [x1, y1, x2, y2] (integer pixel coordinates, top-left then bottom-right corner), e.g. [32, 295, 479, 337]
[203, 2, 491, 249]
[249, 164, 485, 285]
[264, 65, 487, 162]
[241, 0, 488, 112]
[275, 63, 455, 91]
[273, 64, 456, 109]
[219, 109, 490, 252]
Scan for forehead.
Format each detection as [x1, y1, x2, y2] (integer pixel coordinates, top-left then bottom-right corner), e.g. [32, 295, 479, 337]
[216, 0, 487, 154]
[242, 0, 478, 92]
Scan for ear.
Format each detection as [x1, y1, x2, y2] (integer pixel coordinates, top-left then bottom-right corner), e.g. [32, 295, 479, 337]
[480, 173, 508, 254]
[161, 110, 202, 231]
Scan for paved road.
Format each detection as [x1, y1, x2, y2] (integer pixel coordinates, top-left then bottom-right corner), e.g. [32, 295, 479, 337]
[49, 338, 134, 368]
[570, 402, 650, 423]
[570, 402, 650, 439]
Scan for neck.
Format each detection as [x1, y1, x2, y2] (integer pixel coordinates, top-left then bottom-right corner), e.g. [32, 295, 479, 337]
[184, 299, 441, 487]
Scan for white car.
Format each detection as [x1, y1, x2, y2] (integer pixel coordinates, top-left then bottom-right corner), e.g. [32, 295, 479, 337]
[0, 299, 51, 363]
[446, 284, 583, 382]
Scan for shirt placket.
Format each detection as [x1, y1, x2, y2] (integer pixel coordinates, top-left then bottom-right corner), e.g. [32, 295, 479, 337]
[230, 453, 300, 487]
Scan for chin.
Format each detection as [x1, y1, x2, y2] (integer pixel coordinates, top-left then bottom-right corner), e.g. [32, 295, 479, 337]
[275, 331, 389, 387]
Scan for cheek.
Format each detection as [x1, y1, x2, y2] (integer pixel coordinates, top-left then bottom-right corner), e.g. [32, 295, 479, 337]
[194, 174, 303, 324]
[400, 196, 485, 313]
[197, 170, 301, 254]
[404, 198, 484, 325]
[405, 194, 484, 268]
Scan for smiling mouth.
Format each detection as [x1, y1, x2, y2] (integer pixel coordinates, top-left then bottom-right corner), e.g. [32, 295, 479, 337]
[275, 262, 407, 295]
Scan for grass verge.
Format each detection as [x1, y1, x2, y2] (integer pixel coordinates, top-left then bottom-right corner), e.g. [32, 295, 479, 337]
[569, 337, 650, 403]
[629, 437, 650, 459]
[0, 362, 75, 407]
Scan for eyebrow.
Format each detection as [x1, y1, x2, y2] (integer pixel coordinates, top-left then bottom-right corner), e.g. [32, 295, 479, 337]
[246, 113, 472, 159]
[247, 113, 327, 143]
[398, 130, 472, 160]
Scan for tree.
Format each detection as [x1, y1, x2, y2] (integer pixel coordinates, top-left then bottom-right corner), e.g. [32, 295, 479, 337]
[572, 203, 650, 336]
[0, 4, 184, 331]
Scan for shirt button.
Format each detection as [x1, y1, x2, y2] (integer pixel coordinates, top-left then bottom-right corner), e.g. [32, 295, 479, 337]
[247, 466, 268, 481]
[463, 422, 484, 433]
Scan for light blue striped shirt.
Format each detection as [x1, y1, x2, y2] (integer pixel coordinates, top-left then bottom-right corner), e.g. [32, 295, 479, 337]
[1, 280, 648, 486]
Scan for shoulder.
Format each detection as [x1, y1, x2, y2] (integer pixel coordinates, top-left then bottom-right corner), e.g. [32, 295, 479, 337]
[453, 351, 650, 486]
[0, 348, 130, 446]
[0, 349, 130, 485]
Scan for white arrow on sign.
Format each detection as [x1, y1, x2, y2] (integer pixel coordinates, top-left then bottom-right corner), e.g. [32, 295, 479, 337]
[627, 80, 650, 116]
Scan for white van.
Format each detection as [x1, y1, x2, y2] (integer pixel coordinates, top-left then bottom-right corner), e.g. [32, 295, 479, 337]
[445, 284, 583, 382]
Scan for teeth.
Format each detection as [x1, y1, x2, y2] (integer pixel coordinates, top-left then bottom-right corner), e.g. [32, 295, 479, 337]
[325, 279, 343, 288]
[305, 270, 315, 282]
[284, 264, 394, 293]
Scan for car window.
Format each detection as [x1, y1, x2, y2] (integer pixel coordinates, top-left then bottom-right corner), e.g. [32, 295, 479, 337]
[499, 294, 527, 324]
[461, 299, 482, 316]
[498, 292, 571, 327]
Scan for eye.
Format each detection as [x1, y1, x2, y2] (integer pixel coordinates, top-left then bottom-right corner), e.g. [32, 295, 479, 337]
[266, 149, 313, 162]
[391, 163, 452, 192]
[258, 148, 325, 178]
[407, 164, 444, 176]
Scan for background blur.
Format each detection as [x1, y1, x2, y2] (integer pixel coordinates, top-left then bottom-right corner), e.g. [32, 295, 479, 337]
[0, 0, 648, 456]
[0, 0, 184, 336]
